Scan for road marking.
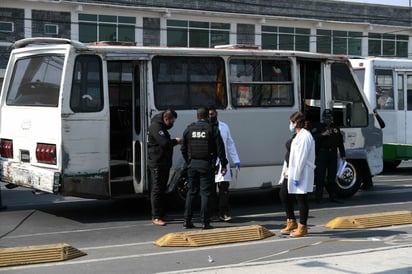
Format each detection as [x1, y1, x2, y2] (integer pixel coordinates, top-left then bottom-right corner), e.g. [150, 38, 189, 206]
[3, 223, 412, 272]
[0, 237, 293, 271]
[81, 241, 155, 250]
[4, 224, 141, 239]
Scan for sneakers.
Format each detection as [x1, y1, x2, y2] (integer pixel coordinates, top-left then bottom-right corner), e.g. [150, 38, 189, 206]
[219, 214, 232, 222]
[152, 218, 166, 226]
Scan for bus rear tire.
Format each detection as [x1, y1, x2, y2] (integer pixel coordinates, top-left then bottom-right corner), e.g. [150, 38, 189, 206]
[335, 160, 362, 198]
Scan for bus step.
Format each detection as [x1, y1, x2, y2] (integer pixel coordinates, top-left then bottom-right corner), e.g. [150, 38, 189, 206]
[110, 176, 134, 196]
[110, 160, 131, 178]
[111, 176, 133, 183]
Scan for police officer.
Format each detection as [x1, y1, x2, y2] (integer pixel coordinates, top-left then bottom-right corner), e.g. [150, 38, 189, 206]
[181, 107, 228, 229]
[148, 109, 182, 226]
[312, 109, 346, 203]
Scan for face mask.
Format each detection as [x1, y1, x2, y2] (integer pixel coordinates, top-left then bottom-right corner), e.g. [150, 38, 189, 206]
[289, 123, 295, 133]
[209, 116, 217, 124]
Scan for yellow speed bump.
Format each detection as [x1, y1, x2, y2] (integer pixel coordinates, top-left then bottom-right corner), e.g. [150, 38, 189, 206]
[326, 210, 412, 229]
[154, 225, 274, 247]
[0, 243, 86, 267]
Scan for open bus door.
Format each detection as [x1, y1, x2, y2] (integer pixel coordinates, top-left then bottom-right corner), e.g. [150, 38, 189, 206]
[107, 59, 149, 198]
[61, 55, 111, 198]
[395, 72, 412, 156]
[132, 62, 149, 195]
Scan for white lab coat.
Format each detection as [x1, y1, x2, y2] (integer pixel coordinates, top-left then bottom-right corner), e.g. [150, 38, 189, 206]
[215, 120, 240, 183]
[279, 128, 316, 194]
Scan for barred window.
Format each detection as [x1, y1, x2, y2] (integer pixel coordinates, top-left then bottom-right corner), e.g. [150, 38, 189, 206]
[167, 20, 230, 48]
[79, 14, 135, 43]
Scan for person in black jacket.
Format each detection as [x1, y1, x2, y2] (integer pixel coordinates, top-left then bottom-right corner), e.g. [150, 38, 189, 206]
[311, 109, 346, 203]
[181, 107, 228, 229]
[148, 109, 182, 226]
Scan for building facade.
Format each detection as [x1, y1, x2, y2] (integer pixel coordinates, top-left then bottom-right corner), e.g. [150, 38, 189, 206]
[1, 0, 412, 81]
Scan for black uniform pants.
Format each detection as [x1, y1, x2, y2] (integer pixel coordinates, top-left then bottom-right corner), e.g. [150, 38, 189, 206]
[279, 179, 309, 225]
[150, 166, 170, 219]
[217, 181, 230, 216]
[184, 162, 214, 224]
[315, 148, 338, 200]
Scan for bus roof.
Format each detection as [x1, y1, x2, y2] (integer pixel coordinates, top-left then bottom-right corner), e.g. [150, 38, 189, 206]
[12, 37, 349, 62]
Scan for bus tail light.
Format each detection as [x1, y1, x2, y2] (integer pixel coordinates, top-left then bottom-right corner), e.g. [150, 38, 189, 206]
[0, 139, 13, 158]
[36, 143, 57, 165]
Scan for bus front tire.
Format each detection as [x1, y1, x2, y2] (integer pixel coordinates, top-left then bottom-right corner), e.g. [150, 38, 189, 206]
[335, 161, 362, 198]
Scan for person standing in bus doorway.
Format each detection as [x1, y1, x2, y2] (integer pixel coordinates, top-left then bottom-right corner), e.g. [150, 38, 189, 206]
[311, 109, 346, 204]
[181, 107, 228, 230]
[208, 105, 240, 222]
[148, 109, 182, 226]
[278, 111, 315, 237]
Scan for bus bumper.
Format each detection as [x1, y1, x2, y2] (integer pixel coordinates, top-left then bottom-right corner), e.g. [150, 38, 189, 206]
[0, 160, 60, 193]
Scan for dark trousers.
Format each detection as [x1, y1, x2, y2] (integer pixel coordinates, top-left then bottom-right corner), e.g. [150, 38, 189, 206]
[0, 186, 5, 209]
[149, 166, 170, 219]
[279, 179, 309, 225]
[315, 149, 338, 200]
[217, 181, 230, 216]
[184, 164, 214, 224]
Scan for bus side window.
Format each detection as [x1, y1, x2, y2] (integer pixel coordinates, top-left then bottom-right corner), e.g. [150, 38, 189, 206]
[70, 55, 104, 113]
[260, 84, 292, 106]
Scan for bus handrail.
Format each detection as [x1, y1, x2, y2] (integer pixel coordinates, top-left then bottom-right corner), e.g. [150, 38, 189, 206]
[13, 37, 86, 49]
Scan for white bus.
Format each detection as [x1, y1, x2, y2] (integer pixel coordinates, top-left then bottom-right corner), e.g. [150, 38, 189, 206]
[0, 38, 382, 201]
[350, 57, 412, 170]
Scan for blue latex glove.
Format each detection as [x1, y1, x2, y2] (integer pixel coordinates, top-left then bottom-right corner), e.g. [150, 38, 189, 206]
[293, 180, 299, 186]
[235, 162, 240, 169]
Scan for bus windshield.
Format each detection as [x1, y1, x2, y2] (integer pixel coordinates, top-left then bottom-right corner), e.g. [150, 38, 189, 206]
[332, 63, 368, 127]
[6, 54, 64, 107]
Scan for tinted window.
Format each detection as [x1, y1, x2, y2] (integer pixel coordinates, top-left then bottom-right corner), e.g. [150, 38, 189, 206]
[152, 56, 227, 110]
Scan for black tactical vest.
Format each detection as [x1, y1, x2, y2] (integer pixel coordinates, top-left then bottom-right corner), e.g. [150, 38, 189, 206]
[188, 123, 210, 160]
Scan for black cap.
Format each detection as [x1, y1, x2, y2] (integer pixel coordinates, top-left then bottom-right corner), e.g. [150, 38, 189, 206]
[322, 109, 333, 117]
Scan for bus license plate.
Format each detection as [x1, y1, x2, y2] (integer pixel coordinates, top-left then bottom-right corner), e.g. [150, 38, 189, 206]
[21, 150, 30, 162]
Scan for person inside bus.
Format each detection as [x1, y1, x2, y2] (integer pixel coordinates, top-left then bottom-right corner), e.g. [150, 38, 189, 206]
[278, 111, 315, 237]
[383, 90, 394, 109]
[208, 105, 240, 222]
[311, 109, 346, 204]
[376, 88, 394, 110]
[148, 109, 182, 226]
[181, 107, 228, 230]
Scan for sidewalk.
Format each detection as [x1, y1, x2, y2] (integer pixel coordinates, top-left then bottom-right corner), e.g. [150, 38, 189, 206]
[175, 245, 412, 274]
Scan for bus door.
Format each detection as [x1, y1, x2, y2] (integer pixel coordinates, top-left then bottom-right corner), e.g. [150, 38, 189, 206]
[107, 58, 148, 197]
[62, 54, 111, 198]
[396, 71, 412, 145]
[132, 62, 149, 194]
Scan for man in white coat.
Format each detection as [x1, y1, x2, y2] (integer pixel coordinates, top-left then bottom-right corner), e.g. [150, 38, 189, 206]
[209, 106, 240, 222]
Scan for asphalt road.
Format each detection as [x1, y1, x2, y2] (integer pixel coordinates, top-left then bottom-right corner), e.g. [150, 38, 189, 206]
[1, 163, 412, 273]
